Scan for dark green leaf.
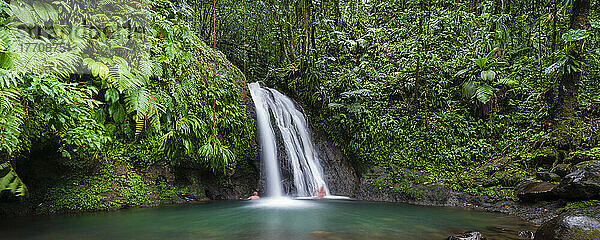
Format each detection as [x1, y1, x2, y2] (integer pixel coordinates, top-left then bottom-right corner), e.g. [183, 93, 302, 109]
[562, 29, 589, 42]
[105, 88, 119, 103]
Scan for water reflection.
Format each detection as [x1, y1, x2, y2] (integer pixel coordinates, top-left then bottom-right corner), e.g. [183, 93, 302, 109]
[0, 200, 535, 240]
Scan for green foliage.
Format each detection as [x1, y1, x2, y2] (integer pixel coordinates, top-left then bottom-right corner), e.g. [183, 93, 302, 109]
[40, 167, 149, 213]
[556, 200, 600, 215]
[0, 161, 27, 196]
[0, 0, 255, 199]
[198, 0, 600, 200]
[562, 29, 590, 42]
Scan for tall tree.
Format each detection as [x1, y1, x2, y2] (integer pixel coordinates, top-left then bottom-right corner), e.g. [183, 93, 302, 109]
[554, 0, 591, 145]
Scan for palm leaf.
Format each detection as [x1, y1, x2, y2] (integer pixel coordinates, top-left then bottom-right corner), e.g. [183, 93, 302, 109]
[32, 1, 58, 23]
[9, 3, 36, 28]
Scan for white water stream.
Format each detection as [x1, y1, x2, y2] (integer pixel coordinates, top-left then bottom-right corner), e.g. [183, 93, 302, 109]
[248, 82, 329, 198]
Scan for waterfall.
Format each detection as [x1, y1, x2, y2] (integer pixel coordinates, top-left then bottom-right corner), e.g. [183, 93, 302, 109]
[248, 82, 329, 197]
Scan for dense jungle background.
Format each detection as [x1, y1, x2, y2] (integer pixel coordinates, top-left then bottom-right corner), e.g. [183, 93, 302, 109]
[0, 0, 599, 215]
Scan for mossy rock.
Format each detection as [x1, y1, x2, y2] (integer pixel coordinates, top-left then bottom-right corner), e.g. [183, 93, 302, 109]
[514, 180, 557, 202]
[494, 171, 527, 187]
[566, 148, 600, 165]
[555, 161, 600, 200]
[535, 213, 600, 240]
[555, 200, 600, 215]
[552, 164, 574, 177]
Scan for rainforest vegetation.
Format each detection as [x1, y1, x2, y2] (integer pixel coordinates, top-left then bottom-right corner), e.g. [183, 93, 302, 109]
[0, 0, 599, 213]
[198, 0, 600, 199]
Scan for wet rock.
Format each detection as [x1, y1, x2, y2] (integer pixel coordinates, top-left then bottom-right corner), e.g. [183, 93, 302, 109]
[534, 213, 600, 240]
[515, 180, 557, 201]
[311, 127, 358, 197]
[552, 164, 573, 178]
[518, 230, 535, 239]
[447, 231, 486, 240]
[536, 171, 562, 182]
[554, 161, 600, 200]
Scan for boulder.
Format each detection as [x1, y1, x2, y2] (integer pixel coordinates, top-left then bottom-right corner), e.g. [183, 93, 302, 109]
[448, 231, 486, 240]
[552, 164, 573, 178]
[534, 213, 600, 240]
[515, 180, 557, 201]
[518, 230, 535, 239]
[536, 171, 562, 182]
[554, 161, 600, 200]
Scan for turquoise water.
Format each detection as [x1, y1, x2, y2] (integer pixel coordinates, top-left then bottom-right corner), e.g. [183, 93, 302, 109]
[0, 199, 534, 240]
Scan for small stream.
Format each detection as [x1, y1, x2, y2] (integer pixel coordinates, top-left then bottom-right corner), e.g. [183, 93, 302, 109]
[1, 199, 535, 240]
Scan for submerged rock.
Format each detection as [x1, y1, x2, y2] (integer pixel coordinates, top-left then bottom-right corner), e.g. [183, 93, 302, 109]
[534, 213, 600, 240]
[515, 180, 557, 201]
[309, 231, 343, 240]
[554, 161, 600, 200]
[447, 231, 486, 240]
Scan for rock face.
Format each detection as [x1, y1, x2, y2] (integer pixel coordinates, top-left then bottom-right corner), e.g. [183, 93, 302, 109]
[554, 161, 600, 200]
[447, 231, 486, 240]
[534, 213, 600, 240]
[204, 91, 261, 200]
[203, 158, 260, 200]
[514, 180, 557, 201]
[311, 127, 358, 196]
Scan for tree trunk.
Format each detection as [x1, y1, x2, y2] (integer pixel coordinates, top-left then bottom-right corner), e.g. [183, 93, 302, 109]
[334, 0, 341, 28]
[551, 0, 558, 52]
[553, 0, 591, 147]
[490, 0, 502, 32]
[304, 0, 312, 55]
[285, 2, 296, 62]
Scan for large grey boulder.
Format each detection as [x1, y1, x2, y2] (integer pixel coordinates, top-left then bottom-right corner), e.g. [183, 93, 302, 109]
[534, 213, 600, 240]
[554, 161, 600, 200]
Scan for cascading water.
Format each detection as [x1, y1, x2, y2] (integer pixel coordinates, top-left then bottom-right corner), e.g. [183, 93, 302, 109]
[248, 82, 329, 198]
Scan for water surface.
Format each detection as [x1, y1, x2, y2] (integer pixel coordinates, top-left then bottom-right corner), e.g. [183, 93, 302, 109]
[1, 199, 535, 240]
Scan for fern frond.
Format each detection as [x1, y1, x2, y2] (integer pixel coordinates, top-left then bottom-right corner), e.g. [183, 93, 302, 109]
[134, 116, 144, 137]
[0, 69, 22, 88]
[0, 161, 27, 196]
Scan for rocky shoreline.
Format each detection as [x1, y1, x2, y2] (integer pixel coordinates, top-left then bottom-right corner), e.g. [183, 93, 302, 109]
[348, 161, 600, 239]
[302, 112, 600, 239]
